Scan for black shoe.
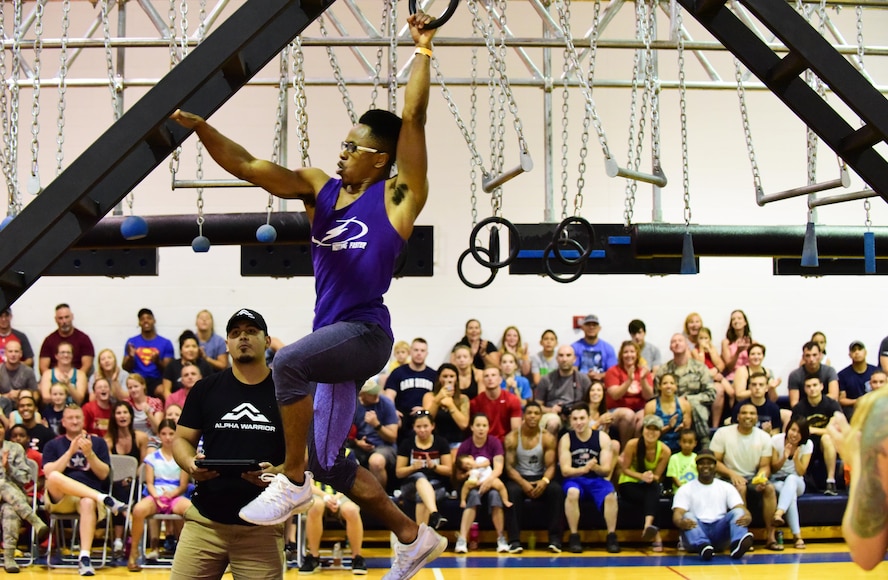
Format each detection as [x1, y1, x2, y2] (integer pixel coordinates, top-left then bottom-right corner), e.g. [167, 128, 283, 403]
[285, 543, 299, 563]
[508, 541, 523, 554]
[428, 511, 447, 530]
[642, 525, 659, 542]
[548, 540, 562, 554]
[351, 554, 367, 575]
[606, 532, 620, 554]
[299, 554, 321, 575]
[731, 532, 754, 559]
[568, 533, 583, 553]
[699, 545, 714, 561]
[824, 481, 838, 496]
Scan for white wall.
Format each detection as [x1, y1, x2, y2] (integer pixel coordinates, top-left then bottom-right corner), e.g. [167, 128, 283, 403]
[4, 1, 888, 390]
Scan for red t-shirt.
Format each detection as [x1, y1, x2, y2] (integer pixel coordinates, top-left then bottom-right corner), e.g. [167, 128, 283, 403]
[603, 366, 653, 412]
[82, 401, 112, 437]
[469, 389, 522, 442]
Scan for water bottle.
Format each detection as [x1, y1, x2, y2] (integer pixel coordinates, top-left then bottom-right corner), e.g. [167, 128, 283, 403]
[332, 542, 343, 567]
[775, 531, 784, 547]
[468, 522, 480, 551]
[528, 532, 537, 551]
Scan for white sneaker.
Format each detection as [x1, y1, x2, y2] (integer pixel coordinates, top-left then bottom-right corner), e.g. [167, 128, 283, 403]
[496, 535, 510, 553]
[454, 536, 468, 554]
[238, 472, 315, 525]
[78, 555, 95, 576]
[382, 524, 447, 580]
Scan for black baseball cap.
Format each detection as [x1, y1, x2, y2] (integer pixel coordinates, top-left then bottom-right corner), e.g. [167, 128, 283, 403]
[226, 308, 268, 334]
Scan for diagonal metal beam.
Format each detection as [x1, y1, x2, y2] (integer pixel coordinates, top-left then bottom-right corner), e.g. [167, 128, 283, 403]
[0, 0, 337, 311]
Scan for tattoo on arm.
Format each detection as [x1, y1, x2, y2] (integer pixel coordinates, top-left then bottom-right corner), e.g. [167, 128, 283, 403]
[391, 182, 407, 205]
[851, 397, 888, 538]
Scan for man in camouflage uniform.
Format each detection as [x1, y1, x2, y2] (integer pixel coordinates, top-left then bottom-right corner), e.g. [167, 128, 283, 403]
[656, 334, 716, 446]
[0, 422, 49, 572]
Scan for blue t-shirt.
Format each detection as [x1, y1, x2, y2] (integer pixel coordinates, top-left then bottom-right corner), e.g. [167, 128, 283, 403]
[571, 338, 617, 375]
[310, 178, 404, 340]
[43, 434, 111, 492]
[501, 376, 533, 402]
[353, 394, 399, 448]
[124, 334, 175, 380]
[838, 363, 877, 401]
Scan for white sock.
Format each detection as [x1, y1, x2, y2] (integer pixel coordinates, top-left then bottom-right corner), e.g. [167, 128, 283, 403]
[79, 549, 90, 559]
[826, 478, 836, 483]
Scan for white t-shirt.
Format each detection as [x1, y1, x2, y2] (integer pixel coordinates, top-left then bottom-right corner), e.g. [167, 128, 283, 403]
[710, 425, 772, 478]
[770, 433, 814, 480]
[673, 478, 744, 523]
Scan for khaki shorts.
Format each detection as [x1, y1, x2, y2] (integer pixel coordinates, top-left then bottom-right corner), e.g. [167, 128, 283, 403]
[45, 494, 108, 521]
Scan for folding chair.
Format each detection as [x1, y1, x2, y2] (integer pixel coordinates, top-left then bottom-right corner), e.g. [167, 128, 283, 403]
[132, 463, 185, 568]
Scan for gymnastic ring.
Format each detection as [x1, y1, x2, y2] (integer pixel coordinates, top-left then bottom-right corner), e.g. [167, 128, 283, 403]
[457, 247, 497, 289]
[469, 216, 520, 269]
[544, 239, 585, 284]
[552, 216, 595, 266]
[409, 0, 460, 30]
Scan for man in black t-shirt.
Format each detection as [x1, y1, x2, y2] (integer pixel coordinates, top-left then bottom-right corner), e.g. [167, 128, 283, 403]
[170, 309, 286, 579]
[790, 375, 842, 496]
[383, 338, 438, 441]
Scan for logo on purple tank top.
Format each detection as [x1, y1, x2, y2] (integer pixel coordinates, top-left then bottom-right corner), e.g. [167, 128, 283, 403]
[312, 217, 369, 251]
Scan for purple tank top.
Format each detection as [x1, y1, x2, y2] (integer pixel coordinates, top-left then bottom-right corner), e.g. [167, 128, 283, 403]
[310, 178, 404, 339]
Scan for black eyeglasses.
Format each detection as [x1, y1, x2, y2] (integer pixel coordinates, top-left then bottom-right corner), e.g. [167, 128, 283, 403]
[412, 409, 431, 418]
[341, 141, 379, 155]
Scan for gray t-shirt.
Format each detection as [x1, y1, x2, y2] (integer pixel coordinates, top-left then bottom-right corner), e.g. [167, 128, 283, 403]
[535, 370, 591, 411]
[0, 364, 37, 395]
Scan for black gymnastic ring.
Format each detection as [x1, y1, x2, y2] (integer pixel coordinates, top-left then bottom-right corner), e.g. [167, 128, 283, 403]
[552, 216, 595, 266]
[469, 216, 520, 269]
[409, 0, 460, 30]
[457, 247, 497, 289]
[544, 239, 585, 284]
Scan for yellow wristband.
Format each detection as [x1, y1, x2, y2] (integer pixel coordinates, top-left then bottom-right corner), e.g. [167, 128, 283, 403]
[541, 477, 550, 485]
[414, 47, 433, 58]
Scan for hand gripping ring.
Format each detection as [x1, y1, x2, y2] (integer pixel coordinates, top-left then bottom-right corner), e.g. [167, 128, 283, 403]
[409, 0, 460, 29]
[544, 239, 585, 284]
[552, 216, 595, 266]
[457, 247, 497, 289]
[469, 216, 520, 269]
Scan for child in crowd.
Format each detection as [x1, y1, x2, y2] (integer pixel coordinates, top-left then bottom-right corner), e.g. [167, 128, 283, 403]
[666, 429, 699, 492]
[456, 454, 512, 508]
[42, 383, 68, 435]
[389, 340, 410, 372]
[164, 404, 182, 423]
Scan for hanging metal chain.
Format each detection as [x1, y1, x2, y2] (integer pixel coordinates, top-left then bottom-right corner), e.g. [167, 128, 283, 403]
[856, 4, 873, 226]
[623, 0, 650, 227]
[369, 1, 389, 110]
[292, 37, 312, 168]
[55, 0, 71, 176]
[491, 0, 527, 164]
[319, 16, 357, 126]
[0, 0, 18, 210]
[101, 0, 121, 121]
[469, 43, 479, 227]
[265, 45, 289, 220]
[559, 48, 571, 221]
[167, 0, 179, 68]
[677, 6, 691, 227]
[645, 0, 662, 176]
[387, 0, 398, 114]
[734, 58, 762, 195]
[27, 0, 46, 195]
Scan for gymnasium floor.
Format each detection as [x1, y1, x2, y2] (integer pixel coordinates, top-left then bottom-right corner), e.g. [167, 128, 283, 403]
[9, 541, 884, 578]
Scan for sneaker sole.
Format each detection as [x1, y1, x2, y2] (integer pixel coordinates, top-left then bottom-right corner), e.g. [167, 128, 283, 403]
[238, 497, 313, 526]
[731, 534, 754, 559]
[352, 569, 368, 576]
[548, 545, 562, 554]
[382, 534, 448, 580]
[642, 526, 659, 542]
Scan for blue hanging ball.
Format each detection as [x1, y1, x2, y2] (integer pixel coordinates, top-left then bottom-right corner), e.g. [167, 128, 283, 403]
[0, 215, 13, 231]
[120, 215, 149, 240]
[256, 223, 278, 243]
[191, 235, 211, 253]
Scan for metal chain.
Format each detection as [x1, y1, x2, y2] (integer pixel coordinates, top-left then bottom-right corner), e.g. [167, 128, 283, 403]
[645, 1, 662, 174]
[102, 0, 121, 120]
[388, 0, 398, 114]
[559, 48, 570, 221]
[469, 42, 479, 227]
[573, 0, 602, 218]
[677, 6, 691, 227]
[293, 37, 312, 168]
[0, 0, 16, 210]
[55, 0, 71, 175]
[857, 4, 873, 227]
[267, 45, 289, 219]
[28, 0, 45, 195]
[555, 0, 611, 162]
[319, 16, 357, 125]
[492, 0, 527, 165]
[167, 0, 180, 180]
[369, 1, 388, 110]
[734, 58, 762, 194]
[623, 1, 649, 227]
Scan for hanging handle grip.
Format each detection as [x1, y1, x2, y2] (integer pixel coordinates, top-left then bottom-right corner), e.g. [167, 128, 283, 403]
[482, 149, 534, 193]
[409, 0, 460, 30]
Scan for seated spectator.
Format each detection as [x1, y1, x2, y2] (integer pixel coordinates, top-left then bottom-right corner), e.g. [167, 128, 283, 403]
[805, 331, 832, 367]
[657, 334, 716, 446]
[644, 372, 692, 453]
[504, 402, 562, 553]
[384, 338, 437, 440]
[530, 330, 558, 387]
[604, 341, 654, 446]
[790, 374, 842, 495]
[453, 414, 508, 554]
[164, 404, 182, 423]
[82, 378, 113, 437]
[298, 480, 367, 575]
[91, 348, 128, 402]
[8, 424, 44, 499]
[838, 340, 877, 419]
[0, 340, 37, 403]
[126, 373, 164, 443]
[395, 410, 452, 530]
[452, 344, 481, 400]
[39, 341, 88, 405]
[105, 401, 149, 559]
[868, 369, 887, 392]
[421, 364, 469, 449]
[194, 310, 229, 373]
[571, 314, 617, 382]
[0, 421, 49, 573]
[453, 319, 500, 372]
[500, 353, 533, 407]
[165, 363, 201, 411]
[690, 327, 731, 428]
[38, 304, 95, 376]
[732, 343, 781, 403]
[0, 308, 35, 368]
[827, 388, 888, 570]
[586, 381, 621, 474]
[350, 378, 398, 490]
[617, 415, 671, 552]
[42, 383, 68, 435]
[535, 345, 590, 436]
[378, 340, 409, 388]
[666, 429, 698, 492]
[17, 395, 55, 452]
[559, 403, 620, 554]
[770, 417, 813, 550]
[671, 448, 754, 561]
[628, 319, 662, 373]
[127, 420, 192, 571]
[43, 404, 128, 576]
[711, 403, 779, 551]
[499, 326, 531, 377]
[719, 309, 752, 385]
[469, 366, 522, 443]
[683, 312, 704, 349]
[787, 340, 839, 407]
[162, 330, 213, 401]
[728, 373, 783, 435]
[122, 308, 174, 398]
[455, 454, 512, 508]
